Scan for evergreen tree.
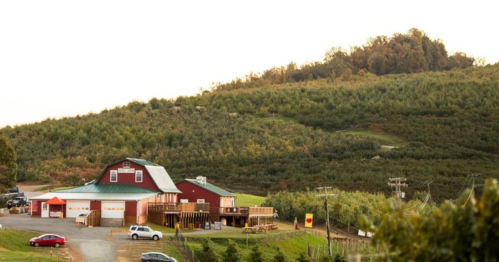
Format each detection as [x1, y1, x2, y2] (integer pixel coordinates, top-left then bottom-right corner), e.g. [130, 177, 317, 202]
[274, 248, 289, 262]
[201, 238, 222, 262]
[295, 252, 311, 262]
[225, 240, 242, 262]
[248, 244, 265, 262]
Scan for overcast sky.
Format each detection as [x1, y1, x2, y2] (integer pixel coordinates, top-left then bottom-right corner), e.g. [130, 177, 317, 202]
[1, 0, 498, 128]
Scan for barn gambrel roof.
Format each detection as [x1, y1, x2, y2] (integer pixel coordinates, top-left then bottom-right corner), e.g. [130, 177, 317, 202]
[95, 157, 181, 194]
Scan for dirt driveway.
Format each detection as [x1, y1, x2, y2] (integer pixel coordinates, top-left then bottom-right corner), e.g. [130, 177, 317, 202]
[0, 212, 115, 262]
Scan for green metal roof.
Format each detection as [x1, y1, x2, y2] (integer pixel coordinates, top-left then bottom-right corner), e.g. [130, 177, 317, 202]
[54, 183, 157, 194]
[126, 158, 160, 166]
[182, 179, 235, 197]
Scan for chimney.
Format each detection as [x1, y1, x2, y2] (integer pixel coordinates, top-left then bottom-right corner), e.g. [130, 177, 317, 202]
[196, 176, 207, 185]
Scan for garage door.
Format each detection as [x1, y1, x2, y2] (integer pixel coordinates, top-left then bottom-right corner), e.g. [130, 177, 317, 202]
[66, 201, 90, 218]
[101, 201, 125, 218]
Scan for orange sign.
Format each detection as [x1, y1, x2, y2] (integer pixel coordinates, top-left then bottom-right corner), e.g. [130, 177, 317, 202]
[305, 213, 313, 228]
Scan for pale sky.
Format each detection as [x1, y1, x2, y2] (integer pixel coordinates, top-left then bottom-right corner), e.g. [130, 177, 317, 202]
[1, 0, 498, 128]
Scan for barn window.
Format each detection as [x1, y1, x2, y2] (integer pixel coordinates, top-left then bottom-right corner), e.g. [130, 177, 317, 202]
[110, 170, 118, 182]
[135, 170, 143, 183]
[123, 161, 131, 168]
[197, 199, 205, 204]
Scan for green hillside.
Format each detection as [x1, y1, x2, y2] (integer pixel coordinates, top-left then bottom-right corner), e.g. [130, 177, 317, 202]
[2, 63, 499, 202]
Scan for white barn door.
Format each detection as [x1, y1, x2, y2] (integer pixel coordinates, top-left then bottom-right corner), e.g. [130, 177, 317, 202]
[66, 201, 90, 218]
[101, 201, 125, 218]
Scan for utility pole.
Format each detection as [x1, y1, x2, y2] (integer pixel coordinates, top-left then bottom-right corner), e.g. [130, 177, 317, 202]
[470, 173, 478, 193]
[388, 177, 408, 209]
[316, 186, 337, 257]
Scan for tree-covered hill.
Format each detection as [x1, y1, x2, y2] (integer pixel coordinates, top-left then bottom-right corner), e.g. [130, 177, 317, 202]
[211, 28, 476, 92]
[2, 63, 499, 202]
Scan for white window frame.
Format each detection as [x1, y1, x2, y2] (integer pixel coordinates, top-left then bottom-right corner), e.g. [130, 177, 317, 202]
[197, 199, 205, 204]
[135, 170, 143, 183]
[123, 161, 131, 168]
[110, 170, 118, 183]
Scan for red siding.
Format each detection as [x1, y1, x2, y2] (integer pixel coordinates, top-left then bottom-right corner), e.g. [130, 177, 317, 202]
[32, 200, 41, 216]
[176, 181, 222, 208]
[90, 201, 101, 211]
[125, 201, 137, 216]
[97, 160, 160, 191]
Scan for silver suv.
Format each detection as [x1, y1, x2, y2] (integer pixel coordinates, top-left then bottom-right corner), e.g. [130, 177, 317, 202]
[128, 225, 163, 241]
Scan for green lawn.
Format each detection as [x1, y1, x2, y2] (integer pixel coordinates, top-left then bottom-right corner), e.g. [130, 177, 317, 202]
[235, 193, 266, 207]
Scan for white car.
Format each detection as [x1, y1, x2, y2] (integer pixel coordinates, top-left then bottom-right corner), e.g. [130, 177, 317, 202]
[128, 225, 163, 240]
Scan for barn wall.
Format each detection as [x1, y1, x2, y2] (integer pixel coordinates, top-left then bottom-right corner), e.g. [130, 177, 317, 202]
[97, 160, 159, 191]
[90, 200, 101, 211]
[176, 181, 221, 207]
[31, 200, 42, 217]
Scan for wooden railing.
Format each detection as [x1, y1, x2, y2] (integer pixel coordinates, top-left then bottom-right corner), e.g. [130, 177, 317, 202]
[180, 203, 209, 212]
[210, 206, 274, 216]
[148, 202, 181, 212]
[147, 202, 209, 212]
[212, 207, 249, 215]
[248, 207, 274, 216]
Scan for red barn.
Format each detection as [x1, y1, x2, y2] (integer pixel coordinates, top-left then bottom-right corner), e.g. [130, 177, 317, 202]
[31, 158, 181, 227]
[176, 176, 274, 227]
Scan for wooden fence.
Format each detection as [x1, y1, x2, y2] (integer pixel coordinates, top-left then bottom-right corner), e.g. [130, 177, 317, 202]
[86, 210, 101, 227]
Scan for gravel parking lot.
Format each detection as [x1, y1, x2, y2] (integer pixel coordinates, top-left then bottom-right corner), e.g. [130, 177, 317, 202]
[0, 211, 116, 262]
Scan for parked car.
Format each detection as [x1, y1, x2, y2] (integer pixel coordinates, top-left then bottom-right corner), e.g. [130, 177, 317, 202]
[140, 252, 177, 262]
[29, 234, 66, 247]
[9, 187, 19, 193]
[7, 197, 27, 208]
[128, 225, 163, 240]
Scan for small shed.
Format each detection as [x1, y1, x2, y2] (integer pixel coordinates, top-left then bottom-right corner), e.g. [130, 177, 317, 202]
[45, 196, 66, 218]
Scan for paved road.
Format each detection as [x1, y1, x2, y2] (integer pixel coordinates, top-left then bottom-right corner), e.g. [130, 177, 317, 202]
[0, 212, 115, 262]
[17, 183, 47, 199]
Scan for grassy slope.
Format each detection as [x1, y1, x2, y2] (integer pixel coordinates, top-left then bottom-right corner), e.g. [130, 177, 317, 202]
[0, 229, 69, 261]
[187, 231, 328, 261]
[234, 193, 266, 207]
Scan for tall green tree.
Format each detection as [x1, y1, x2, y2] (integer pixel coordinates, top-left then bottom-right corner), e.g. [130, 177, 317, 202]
[0, 135, 17, 190]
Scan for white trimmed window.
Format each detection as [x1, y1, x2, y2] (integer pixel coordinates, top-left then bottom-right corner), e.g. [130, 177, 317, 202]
[135, 170, 143, 183]
[110, 170, 118, 182]
[197, 199, 205, 204]
[123, 161, 131, 168]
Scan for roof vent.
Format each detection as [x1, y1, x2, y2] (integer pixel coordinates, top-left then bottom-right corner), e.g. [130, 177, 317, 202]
[196, 176, 207, 185]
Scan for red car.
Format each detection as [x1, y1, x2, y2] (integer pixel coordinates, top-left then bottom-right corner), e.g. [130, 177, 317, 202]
[29, 234, 66, 247]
